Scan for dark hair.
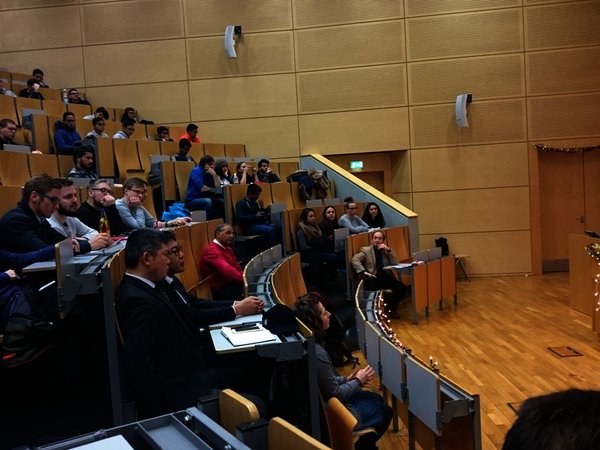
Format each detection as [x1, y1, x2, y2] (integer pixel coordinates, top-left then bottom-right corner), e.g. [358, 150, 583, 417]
[32, 68, 44, 76]
[121, 117, 135, 128]
[22, 174, 62, 202]
[62, 111, 75, 121]
[95, 107, 109, 120]
[321, 206, 338, 224]
[158, 126, 169, 135]
[123, 177, 147, 191]
[199, 155, 214, 167]
[120, 107, 136, 123]
[124, 229, 170, 269]
[299, 208, 315, 224]
[161, 230, 176, 243]
[186, 123, 198, 133]
[502, 389, 600, 450]
[0, 118, 16, 128]
[56, 177, 74, 187]
[92, 116, 105, 127]
[362, 202, 385, 228]
[26, 78, 37, 87]
[215, 159, 229, 177]
[258, 159, 269, 167]
[73, 144, 94, 164]
[246, 183, 262, 195]
[178, 138, 191, 150]
[345, 200, 357, 210]
[343, 196, 354, 203]
[68, 88, 78, 95]
[293, 294, 326, 341]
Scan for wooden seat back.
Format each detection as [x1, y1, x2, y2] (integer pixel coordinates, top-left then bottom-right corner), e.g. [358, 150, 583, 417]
[268, 416, 331, 450]
[219, 388, 260, 435]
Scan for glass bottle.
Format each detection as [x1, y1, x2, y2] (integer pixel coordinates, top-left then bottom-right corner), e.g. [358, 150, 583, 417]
[99, 209, 111, 235]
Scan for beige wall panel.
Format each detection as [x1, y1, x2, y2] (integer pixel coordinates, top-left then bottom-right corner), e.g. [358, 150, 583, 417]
[0, 0, 75, 10]
[419, 231, 532, 274]
[410, 99, 527, 148]
[292, 0, 404, 28]
[391, 150, 412, 193]
[525, 1, 600, 50]
[411, 143, 529, 192]
[408, 54, 524, 104]
[299, 108, 410, 155]
[0, 48, 84, 88]
[199, 116, 299, 158]
[406, 9, 523, 61]
[189, 74, 297, 121]
[527, 47, 600, 95]
[392, 193, 413, 210]
[405, 0, 520, 16]
[184, 0, 292, 36]
[85, 82, 190, 124]
[187, 32, 294, 79]
[298, 65, 407, 114]
[82, 0, 183, 45]
[0, 6, 81, 52]
[84, 40, 187, 86]
[414, 187, 530, 234]
[528, 93, 600, 140]
[295, 21, 405, 71]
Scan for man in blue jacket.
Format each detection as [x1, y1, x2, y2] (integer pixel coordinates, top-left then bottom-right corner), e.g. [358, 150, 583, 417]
[54, 112, 81, 155]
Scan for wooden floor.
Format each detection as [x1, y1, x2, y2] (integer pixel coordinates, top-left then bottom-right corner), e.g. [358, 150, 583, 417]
[344, 273, 600, 450]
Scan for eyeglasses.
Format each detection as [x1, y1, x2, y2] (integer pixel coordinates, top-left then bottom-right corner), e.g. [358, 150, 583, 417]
[4, 127, 17, 132]
[348, 207, 357, 210]
[165, 246, 183, 256]
[43, 194, 59, 204]
[129, 189, 147, 196]
[65, 119, 76, 122]
[90, 187, 113, 195]
[96, 122, 105, 126]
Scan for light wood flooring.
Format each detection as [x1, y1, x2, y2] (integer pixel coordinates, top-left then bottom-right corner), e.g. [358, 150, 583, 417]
[344, 273, 600, 450]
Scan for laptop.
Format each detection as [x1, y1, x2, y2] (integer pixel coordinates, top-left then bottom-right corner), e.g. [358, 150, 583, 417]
[191, 210, 206, 222]
[334, 227, 349, 252]
[4, 144, 31, 153]
[412, 250, 429, 263]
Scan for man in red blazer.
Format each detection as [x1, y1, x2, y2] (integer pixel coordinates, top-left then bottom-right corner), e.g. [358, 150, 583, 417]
[200, 223, 244, 300]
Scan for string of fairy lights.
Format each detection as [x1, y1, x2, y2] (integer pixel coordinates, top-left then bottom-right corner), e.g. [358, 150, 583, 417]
[586, 243, 600, 311]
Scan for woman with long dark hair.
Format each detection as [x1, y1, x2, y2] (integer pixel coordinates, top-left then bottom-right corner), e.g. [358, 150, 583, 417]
[362, 202, 386, 229]
[294, 294, 392, 449]
[296, 208, 336, 288]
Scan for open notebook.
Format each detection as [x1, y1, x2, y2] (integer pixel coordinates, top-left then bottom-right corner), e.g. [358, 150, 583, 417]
[220, 323, 277, 347]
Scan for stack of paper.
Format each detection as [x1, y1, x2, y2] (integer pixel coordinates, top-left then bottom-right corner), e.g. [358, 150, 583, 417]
[220, 323, 277, 347]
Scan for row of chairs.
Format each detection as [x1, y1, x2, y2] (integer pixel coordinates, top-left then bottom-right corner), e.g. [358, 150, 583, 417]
[0, 150, 72, 187]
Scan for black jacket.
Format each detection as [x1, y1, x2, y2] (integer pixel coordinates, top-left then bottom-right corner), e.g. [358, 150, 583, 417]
[76, 202, 126, 237]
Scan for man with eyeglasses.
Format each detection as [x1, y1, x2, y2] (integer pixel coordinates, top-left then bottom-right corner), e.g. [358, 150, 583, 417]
[113, 118, 135, 139]
[0, 174, 84, 253]
[77, 179, 127, 236]
[54, 111, 82, 156]
[66, 88, 90, 106]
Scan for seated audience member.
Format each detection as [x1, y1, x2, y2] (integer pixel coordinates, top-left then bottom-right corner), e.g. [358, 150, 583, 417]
[235, 183, 278, 247]
[76, 179, 126, 236]
[0, 79, 16, 97]
[502, 389, 600, 450]
[256, 158, 281, 183]
[67, 88, 90, 105]
[339, 201, 369, 234]
[294, 294, 392, 450]
[54, 112, 82, 156]
[215, 159, 233, 186]
[157, 126, 174, 142]
[0, 174, 89, 253]
[68, 145, 98, 180]
[297, 207, 337, 287]
[172, 138, 194, 162]
[185, 155, 224, 219]
[179, 123, 201, 144]
[32, 68, 49, 88]
[120, 107, 137, 123]
[319, 206, 340, 249]
[200, 223, 244, 300]
[18, 78, 44, 100]
[83, 107, 110, 121]
[236, 161, 256, 184]
[362, 202, 386, 229]
[0, 118, 18, 149]
[116, 177, 190, 231]
[48, 178, 111, 250]
[82, 117, 109, 155]
[113, 118, 135, 139]
[351, 231, 406, 318]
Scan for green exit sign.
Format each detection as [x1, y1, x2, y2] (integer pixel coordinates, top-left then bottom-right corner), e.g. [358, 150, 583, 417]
[349, 160, 363, 170]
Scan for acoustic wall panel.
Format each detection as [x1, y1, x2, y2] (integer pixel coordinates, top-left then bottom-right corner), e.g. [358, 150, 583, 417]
[82, 0, 184, 45]
[414, 187, 531, 234]
[184, 0, 292, 36]
[297, 65, 407, 114]
[187, 32, 294, 79]
[0, 0, 76, 10]
[0, 6, 81, 52]
[295, 21, 405, 71]
[84, 40, 187, 86]
[405, 0, 520, 16]
[528, 93, 600, 140]
[299, 108, 410, 155]
[85, 82, 190, 124]
[525, 1, 600, 50]
[189, 74, 297, 121]
[406, 9, 523, 61]
[408, 54, 524, 104]
[527, 47, 600, 95]
[0, 48, 85, 88]
[411, 143, 529, 192]
[292, 0, 404, 28]
[410, 99, 527, 148]
[200, 116, 299, 159]
[419, 231, 532, 275]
